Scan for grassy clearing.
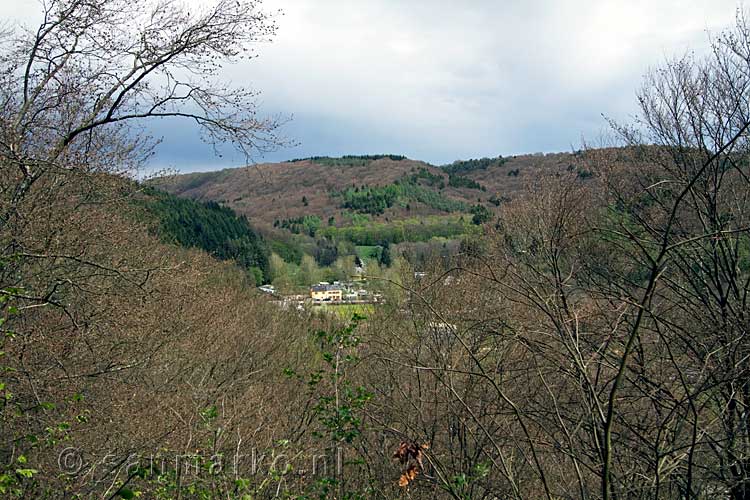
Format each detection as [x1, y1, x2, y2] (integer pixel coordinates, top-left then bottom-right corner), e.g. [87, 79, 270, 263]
[313, 303, 375, 319]
[355, 245, 381, 261]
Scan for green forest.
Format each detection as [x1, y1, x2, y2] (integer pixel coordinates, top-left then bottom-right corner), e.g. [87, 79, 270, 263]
[138, 187, 480, 293]
[339, 179, 467, 215]
[144, 188, 270, 284]
[287, 154, 407, 166]
[441, 155, 508, 175]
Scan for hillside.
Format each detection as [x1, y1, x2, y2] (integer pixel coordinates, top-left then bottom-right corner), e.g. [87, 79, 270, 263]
[151, 152, 580, 231]
[141, 188, 271, 283]
[148, 152, 584, 291]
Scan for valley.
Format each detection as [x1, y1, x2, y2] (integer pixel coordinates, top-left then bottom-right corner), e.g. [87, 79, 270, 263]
[150, 152, 584, 293]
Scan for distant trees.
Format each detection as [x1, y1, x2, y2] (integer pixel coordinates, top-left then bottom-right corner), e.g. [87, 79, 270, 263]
[278, 215, 322, 236]
[470, 204, 492, 225]
[442, 155, 508, 175]
[341, 185, 400, 214]
[406, 167, 446, 188]
[299, 254, 322, 286]
[145, 189, 270, 281]
[322, 217, 476, 247]
[379, 241, 392, 267]
[287, 154, 407, 166]
[489, 193, 510, 206]
[269, 237, 304, 265]
[314, 238, 339, 266]
[339, 181, 466, 215]
[448, 174, 486, 190]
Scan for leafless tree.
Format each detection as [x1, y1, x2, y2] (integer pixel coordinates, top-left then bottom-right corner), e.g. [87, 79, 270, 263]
[0, 1, 294, 497]
[357, 10, 750, 500]
[0, 0, 284, 225]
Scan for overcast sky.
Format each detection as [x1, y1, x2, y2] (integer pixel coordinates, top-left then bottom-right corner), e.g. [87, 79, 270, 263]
[0, 0, 741, 172]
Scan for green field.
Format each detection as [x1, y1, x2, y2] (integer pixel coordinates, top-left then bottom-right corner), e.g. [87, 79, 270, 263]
[312, 303, 375, 319]
[355, 245, 382, 261]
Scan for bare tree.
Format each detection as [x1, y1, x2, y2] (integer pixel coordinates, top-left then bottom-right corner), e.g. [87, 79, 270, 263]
[0, 0, 284, 226]
[0, 1, 292, 497]
[571, 11, 750, 499]
[357, 10, 750, 500]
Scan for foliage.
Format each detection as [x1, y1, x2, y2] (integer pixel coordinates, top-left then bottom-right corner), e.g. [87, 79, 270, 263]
[277, 215, 323, 237]
[284, 315, 373, 498]
[442, 156, 508, 175]
[379, 242, 392, 267]
[143, 188, 270, 281]
[488, 193, 510, 206]
[322, 217, 478, 246]
[338, 185, 400, 215]
[270, 238, 305, 265]
[313, 238, 339, 267]
[406, 167, 446, 188]
[355, 245, 382, 262]
[470, 204, 492, 225]
[287, 155, 407, 166]
[343, 212, 373, 226]
[338, 181, 466, 215]
[448, 174, 486, 191]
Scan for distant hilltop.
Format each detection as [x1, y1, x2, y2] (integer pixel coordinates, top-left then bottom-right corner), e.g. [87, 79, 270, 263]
[149, 151, 584, 233]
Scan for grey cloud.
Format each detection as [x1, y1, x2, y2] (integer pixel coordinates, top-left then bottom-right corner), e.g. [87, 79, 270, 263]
[0, 0, 741, 171]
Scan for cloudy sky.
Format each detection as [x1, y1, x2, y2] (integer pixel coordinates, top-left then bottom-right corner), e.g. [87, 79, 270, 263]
[0, 0, 741, 172]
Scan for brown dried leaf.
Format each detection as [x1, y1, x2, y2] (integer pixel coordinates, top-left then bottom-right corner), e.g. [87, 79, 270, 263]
[393, 441, 430, 468]
[398, 465, 419, 487]
[398, 474, 410, 487]
[415, 450, 424, 469]
[406, 464, 419, 481]
[393, 441, 410, 464]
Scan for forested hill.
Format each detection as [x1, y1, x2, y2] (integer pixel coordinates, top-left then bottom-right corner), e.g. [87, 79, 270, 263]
[147, 153, 587, 287]
[150, 152, 582, 232]
[142, 188, 270, 284]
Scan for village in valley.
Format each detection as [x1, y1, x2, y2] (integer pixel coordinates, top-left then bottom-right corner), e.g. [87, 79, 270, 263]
[258, 280, 384, 311]
[257, 257, 387, 311]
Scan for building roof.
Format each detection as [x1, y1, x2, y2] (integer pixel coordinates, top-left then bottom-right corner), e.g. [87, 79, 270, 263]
[311, 284, 342, 292]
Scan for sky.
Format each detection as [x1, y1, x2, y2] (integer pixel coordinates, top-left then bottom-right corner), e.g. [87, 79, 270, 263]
[0, 0, 741, 172]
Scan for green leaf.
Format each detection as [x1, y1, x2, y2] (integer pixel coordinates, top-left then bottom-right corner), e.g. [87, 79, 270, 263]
[200, 405, 218, 422]
[118, 488, 135, 499]
[15, 468, 37, 478]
